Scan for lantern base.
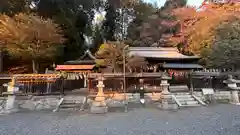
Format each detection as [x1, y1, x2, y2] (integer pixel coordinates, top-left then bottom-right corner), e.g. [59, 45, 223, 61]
[90, 100, 107, 114]
[90, 105, 108, 114]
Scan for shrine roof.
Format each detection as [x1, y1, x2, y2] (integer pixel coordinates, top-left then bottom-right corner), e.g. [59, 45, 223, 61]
[64, 50, 96, 65]
[0, 74, 61, 80]
[64, 60, 95, 65]
[55, 65, 95, 70]
[14, 74, 61, 79]
[128, 47, 199, 59]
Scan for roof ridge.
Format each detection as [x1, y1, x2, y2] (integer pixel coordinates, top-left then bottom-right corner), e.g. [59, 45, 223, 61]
[79, 49, 96, 60]
[128, 47, 179, 52]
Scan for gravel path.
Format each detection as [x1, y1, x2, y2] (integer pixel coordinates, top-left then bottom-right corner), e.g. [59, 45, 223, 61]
[0, 104, 240, 135]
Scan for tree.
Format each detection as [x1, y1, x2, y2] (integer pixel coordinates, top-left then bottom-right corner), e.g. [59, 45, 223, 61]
[95, 41, 128, 72]
[0, 13, 65, 73]
[172, 3, 240, 55]
[126, 1, 157, 46]
[102, 0, 119, 41]
[201, 16, 240, 69]
[37, 0, 97, 62]
[0, 0, 28, 72]
[126, 0, 188, 47]
[0, 0, 26, 16]
[162, 0, 187, 10]
[95, 41, 147, 72]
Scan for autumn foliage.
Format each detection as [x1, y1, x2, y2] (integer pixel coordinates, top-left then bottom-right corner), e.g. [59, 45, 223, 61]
[95, 41, 148, 72]
[171, 3, 240, 55]
[0, 13, 65, 72]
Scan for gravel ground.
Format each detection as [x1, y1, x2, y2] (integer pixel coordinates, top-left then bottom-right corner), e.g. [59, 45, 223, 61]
[0, 104, 240, 135]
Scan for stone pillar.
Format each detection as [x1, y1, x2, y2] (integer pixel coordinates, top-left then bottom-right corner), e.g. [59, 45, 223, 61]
[90, 76, 108, 113]
[4, 78, 19, 113]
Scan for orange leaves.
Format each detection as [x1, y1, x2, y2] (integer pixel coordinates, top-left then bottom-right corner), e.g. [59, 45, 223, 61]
[171, 3, 240, 55]
[95, 41, 147, 72]
[95, 41, 128, 71]
[0, 13, 65, 61]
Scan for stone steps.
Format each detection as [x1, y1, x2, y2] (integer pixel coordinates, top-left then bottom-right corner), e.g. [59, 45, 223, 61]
[174, 92, 202, 107]
[181, 104, 201, 107]
[53, 98, 83, 112]
[60, 103, 82, 108]
[179, 100, 199, 105]
[175, 95, 193, 99]
[174, 92, 191, 95]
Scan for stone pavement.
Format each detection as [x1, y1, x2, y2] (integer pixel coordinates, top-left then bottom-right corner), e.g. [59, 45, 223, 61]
[0, 104, 240, 135]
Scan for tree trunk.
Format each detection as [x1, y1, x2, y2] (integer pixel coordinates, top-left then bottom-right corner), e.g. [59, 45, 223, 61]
[0, 50, 3, 73]
[32, 60, 38, 73]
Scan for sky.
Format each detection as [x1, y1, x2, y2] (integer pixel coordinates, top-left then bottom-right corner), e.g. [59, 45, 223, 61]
[144, 0, 204, 8]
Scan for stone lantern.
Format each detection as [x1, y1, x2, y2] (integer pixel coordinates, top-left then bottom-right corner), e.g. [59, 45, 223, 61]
[223, 75, 240, 105]
[90, 75, 108, 113]
[159, 73, 176, 110]
[160, 73, 171, 94]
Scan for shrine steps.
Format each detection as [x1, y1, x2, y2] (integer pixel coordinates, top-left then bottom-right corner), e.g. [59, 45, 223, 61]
[53, 98, 84, 112]
[173, 93, 206, 107]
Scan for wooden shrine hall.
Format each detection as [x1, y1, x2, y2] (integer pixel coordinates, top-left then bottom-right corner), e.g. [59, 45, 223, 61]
[128, 47, 203, 79]
[55, 50, 96, 90]
[128, 47, 203, 70]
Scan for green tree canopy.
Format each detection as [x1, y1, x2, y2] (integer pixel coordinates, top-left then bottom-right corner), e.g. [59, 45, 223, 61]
[201, 16, 240, 69]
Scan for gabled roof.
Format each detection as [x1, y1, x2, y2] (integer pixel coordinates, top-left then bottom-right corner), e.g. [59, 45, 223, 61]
[79, 49, 96, 60]
[128, 47, 199, 59]
[64, 49, 96, 65]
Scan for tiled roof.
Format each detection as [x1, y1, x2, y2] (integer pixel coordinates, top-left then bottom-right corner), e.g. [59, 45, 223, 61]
[128, 47, 199, 59]
[55, 65, 95, 70]
[64, 50, 96, 64]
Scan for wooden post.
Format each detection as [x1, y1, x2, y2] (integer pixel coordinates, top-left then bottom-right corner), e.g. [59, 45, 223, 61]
[60, 77, 64, 95]
[88, 78, 91, 92]
[189, 72, 194, 94]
